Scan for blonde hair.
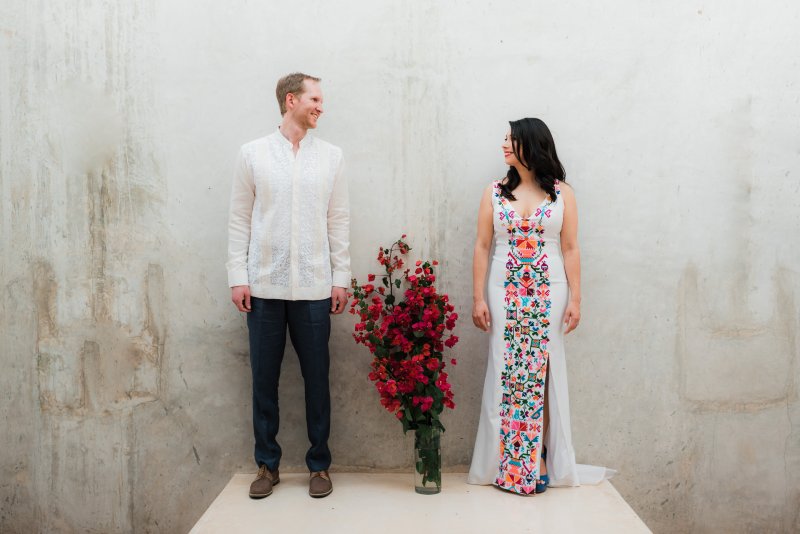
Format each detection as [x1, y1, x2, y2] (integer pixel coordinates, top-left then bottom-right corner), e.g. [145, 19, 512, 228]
[276, 72, 321, 115]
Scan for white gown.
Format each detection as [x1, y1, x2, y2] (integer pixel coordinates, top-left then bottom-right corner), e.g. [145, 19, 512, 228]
[468, 180, 613, 493]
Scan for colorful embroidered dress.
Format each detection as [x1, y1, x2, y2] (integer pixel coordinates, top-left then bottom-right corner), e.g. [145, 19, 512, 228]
[468, 179, 612, 493]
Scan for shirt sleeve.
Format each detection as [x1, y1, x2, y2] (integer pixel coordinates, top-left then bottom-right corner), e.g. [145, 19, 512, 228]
[327, 153, 351, 288]
[226, 147, 255, 287]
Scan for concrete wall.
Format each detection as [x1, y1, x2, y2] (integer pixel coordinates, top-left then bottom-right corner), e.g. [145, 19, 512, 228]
[1, 1, 798, 532]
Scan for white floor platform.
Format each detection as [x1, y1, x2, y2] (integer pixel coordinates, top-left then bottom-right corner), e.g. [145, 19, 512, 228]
[191, 473, 650, 534]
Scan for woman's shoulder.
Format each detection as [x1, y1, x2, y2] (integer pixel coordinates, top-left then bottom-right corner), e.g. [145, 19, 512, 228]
[555, 179, 573, 194]
[490, 177, 510, 194]
[482, 178, 505, 202]
[555, 180, 576, 206]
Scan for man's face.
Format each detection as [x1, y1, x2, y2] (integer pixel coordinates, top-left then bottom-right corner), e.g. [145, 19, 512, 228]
[288, 80, 323, 129]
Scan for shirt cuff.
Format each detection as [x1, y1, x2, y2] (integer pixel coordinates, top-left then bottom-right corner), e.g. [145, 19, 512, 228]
[331, 271, 350, 288]
[228, 269, 249, 288]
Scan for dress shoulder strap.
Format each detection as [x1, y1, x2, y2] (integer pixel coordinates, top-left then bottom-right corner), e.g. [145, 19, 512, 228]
[492, 180, 510, 218]
[492, 179, 503, 202]
[491, 179, 500, 203]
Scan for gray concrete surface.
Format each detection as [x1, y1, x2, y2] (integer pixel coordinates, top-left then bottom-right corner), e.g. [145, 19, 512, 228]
[1, 1, 798, 533]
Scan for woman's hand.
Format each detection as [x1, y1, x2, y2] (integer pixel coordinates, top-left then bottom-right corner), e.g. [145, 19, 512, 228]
[563, 300, 581, 334]
[472, 300, 492, 332]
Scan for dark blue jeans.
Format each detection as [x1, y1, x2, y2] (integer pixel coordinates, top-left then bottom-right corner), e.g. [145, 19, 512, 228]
[247, 297, 332, 472]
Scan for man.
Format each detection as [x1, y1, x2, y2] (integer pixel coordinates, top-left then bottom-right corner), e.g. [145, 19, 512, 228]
[226, 72, 349, 499]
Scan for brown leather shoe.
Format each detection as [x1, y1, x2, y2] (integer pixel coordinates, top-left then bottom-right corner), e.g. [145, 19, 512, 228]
[309, 470, 333, 498]
[249, 465, 279, 499]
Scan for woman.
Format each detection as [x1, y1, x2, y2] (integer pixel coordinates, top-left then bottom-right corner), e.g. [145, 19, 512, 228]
[468, 118, 612, 495]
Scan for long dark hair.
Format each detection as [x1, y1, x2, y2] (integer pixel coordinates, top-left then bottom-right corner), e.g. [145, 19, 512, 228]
[499, 118, 566, 202]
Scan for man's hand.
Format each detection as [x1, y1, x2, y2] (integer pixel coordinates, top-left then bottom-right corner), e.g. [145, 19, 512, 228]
[330, 286, 347, 314]
[231, 285, 251, 312]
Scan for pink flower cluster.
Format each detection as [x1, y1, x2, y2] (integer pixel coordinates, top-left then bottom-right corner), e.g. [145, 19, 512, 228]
[350, 236, 458, 432]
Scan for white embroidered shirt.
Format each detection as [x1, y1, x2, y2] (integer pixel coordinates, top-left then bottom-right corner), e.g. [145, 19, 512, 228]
[226, 129, 350, 300]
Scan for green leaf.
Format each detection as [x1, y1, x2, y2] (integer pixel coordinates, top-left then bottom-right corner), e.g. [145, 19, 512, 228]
[394, 279, 401, 288]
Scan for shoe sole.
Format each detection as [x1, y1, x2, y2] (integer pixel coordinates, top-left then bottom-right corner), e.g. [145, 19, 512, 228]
[249, 478, 280, 499]
[309, 486, 332, 498]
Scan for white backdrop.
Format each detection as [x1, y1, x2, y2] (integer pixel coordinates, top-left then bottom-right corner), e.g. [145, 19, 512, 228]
[1, 1, 798, 532]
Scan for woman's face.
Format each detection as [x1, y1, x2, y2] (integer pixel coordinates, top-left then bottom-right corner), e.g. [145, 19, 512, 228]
[502, 130, 521, 167]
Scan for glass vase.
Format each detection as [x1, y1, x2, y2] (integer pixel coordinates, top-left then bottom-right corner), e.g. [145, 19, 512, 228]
[413, 425, 442, 494]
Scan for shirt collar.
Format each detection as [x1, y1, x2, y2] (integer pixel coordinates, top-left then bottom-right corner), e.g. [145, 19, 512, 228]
[276, 127, 313, 148]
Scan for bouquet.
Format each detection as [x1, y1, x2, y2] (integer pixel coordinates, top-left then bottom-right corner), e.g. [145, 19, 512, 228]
[350, 236, 458, 491]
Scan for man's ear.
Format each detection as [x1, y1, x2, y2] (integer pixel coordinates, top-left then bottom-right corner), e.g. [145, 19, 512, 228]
[285, 93, 295, 112]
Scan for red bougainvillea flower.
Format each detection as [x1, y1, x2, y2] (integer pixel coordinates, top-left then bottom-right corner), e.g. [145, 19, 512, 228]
[349, 236, 459, 434]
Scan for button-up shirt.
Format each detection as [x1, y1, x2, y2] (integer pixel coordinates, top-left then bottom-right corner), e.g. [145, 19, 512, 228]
[226, 129, 350, 300]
